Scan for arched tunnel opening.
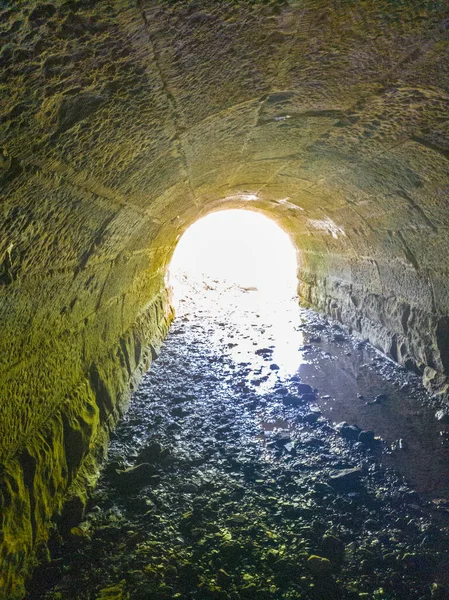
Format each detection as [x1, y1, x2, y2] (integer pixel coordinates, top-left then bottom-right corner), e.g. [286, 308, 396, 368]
[168, 209, 298, 305]
[168, 208, 305, 379]
[1, 0, 449, 598]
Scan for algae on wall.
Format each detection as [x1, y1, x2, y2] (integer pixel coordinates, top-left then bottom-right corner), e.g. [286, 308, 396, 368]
[0, 289, 173, 599]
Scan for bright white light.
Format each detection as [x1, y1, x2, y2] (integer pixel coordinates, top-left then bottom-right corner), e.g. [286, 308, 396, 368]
[168, 209, 298, 302]
[167, 209, 304, 379]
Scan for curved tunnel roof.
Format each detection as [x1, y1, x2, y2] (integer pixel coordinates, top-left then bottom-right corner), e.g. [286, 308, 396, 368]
[1, 0, 449, 450]
[0, 0, 448, 452]
[0, 3, 449, 594]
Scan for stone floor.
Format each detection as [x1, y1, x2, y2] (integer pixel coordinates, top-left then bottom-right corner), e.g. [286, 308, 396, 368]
[27, 283, 449, 600]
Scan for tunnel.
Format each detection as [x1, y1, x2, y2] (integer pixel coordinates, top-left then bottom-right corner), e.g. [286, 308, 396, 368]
[1, 0, 449, 598]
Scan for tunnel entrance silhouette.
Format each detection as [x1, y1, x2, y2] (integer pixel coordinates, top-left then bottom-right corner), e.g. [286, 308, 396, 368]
[168, 209, 298, 308]
[167, 209, 304, 380]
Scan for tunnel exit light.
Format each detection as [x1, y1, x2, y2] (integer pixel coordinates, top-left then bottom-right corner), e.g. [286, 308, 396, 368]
[168, 209, 298, 303]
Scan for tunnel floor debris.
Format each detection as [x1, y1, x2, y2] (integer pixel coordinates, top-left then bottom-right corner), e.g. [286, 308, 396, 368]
[27, 283, 449, 600]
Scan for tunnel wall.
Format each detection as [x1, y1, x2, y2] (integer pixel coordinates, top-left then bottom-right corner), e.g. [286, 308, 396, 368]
[297, 263, 449, 391]
[0, 275, 172, 598]
[0, 0, 448, 596]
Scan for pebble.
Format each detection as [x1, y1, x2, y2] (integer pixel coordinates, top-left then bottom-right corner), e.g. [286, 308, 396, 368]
[171, 406, 189, 417]
[282, 394, 304, 406]
[113, 463, 156, 489]
[340, 424, 362, 441]
[321, 535, 344, 563]
[307, 555, 332, 576]
[296, 383, 314, 394]
[329, 467, 363, 491]
[95, 580, 127, 600]
[305, 436, 324, 447]
[302, 412, 320, 424]
[137, 441, 163, 463]
[435, 409, 449, 424]
[332, 333, 346, 342]
[358, 430, 376, 446]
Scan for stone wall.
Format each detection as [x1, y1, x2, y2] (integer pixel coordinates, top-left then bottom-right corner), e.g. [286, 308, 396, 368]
[298, 270, 449, 391]
[0, 290, 173, 599]
[0, 0, 448, 595]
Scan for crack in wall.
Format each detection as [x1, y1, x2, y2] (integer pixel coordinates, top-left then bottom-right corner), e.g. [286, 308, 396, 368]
[394, 230, 420, 272]
[395, 189, 438, 232]
[411, 136, 449, 161]
[135, 1, 199, 209]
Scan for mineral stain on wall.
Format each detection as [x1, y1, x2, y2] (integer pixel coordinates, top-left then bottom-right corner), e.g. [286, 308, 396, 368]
[0, 0, 448, 597]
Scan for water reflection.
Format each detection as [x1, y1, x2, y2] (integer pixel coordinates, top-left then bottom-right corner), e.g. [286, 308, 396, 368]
[211, 288, 305, 384]
[172, 280, 449, 499]
[167, 209, 449, 500]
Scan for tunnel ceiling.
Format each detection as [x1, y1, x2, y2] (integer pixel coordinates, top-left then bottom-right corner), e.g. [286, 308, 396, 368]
[1, 2, 449, 594]
[1, 0, 449, 452]
[1, 0, 449, 445]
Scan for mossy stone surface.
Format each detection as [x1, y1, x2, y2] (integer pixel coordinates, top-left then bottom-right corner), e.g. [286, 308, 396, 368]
[0, 0, 448, 597]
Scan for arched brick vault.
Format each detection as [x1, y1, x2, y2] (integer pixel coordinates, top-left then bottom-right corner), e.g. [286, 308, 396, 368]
[0, 0, 449, 596]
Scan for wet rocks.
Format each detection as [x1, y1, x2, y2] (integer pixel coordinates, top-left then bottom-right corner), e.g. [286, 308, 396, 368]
[282, 384, 316, 407]
[136, 441, 168, 463]
[336, 422, 361, 441]
[304, 436, 325, 448]
[358, 430, 376, 447]
[302, 412, 320, 424]
[111, 463, 157, 489]
[364, 392, 389, 406]
[298, 344, 313, 351]
[315, 481, 335, 496]
[25, 288, 449, 600]
[321, 534, 344, 564]
[391, 438, 408, 451]
[300, 392, 317, 403]
[67, 526, 91, 547]
[255, 347, 273, 359]
[401, 552, 433, 576]
[171, 405, 190, 417]
[335, 422, 378, 448]
[328, 467, 363, 491]
[332, 333, 346, 342]
[282, 394, 304, 407]
[95, 580, 128, 600]
[172, 394, 194, 404]
[435, 409, 449, 424]
[307, 555, 332, 576]
[273, 430, 291, 446]
[296, 383, 314, 395]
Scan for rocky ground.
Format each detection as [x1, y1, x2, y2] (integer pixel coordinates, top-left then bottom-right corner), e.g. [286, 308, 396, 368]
[26, 282, 449, 600]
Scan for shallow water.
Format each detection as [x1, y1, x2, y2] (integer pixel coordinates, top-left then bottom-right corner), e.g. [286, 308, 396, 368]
[190, 284, 449, 499]
[298, 339, 449, 500]
[27, 283, 449, 600]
